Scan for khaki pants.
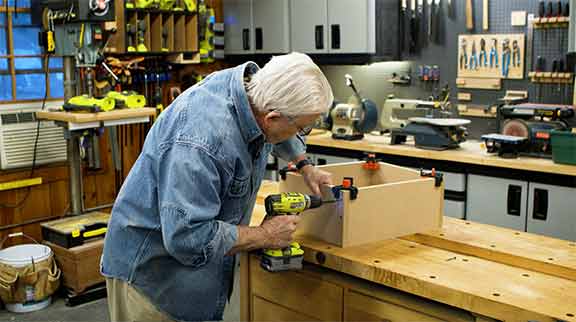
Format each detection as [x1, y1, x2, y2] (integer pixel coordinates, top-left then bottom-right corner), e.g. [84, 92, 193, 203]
[106, 278, 175, 322]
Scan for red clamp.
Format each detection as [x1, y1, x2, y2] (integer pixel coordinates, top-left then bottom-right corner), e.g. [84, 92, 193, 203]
[279, 162, 298, 180]
[362, 153, 380, 171]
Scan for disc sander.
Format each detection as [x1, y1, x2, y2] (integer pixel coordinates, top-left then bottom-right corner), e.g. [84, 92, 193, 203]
[502, 119, 530, 138]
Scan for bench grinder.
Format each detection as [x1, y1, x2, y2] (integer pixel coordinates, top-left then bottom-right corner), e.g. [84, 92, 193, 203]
[329, 74, 379, 140]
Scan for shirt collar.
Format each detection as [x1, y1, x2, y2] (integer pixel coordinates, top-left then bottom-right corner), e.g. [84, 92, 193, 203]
[230, 61, 264, 145]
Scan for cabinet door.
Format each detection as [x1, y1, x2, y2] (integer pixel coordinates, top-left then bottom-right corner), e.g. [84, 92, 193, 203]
[290, 0, 328, 53]
[253, 296, 319, 321]
[327, 0, 375, 53]
[252, 0, 290, 53]
[527, 183, 576, 241]
[223, 0, 253, 54]
[466, 174, 528, 231]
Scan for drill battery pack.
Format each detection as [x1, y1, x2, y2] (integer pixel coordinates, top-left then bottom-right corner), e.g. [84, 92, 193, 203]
[260, 242, 304, 272]
[41, 212, 110, 248]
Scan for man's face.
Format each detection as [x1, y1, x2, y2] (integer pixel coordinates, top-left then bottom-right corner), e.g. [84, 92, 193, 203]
[261, 112, 320, 144]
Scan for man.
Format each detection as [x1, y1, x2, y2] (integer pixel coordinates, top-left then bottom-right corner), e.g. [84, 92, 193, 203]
[101, 52, 334, 322]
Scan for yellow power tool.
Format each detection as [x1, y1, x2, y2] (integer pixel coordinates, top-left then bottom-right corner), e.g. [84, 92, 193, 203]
[260, 193, 326, 272]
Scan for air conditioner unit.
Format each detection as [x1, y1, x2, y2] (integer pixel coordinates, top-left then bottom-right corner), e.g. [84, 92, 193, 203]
[0, 104, 67, 170]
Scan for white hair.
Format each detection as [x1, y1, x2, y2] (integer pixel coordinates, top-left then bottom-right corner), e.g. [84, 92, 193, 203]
[246, 52, 334, 117]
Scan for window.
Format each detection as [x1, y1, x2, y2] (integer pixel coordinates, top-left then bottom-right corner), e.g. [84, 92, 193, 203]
[0, 1, 64, 102]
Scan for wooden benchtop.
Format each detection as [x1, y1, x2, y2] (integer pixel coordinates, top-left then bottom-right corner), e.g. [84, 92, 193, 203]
[251, 181, 576, 322]
[36, 108, 156, 123]
[305, 131, 576, 176]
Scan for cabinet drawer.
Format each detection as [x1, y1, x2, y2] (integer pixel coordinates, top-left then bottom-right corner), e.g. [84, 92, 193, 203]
[252, 295, 319, 321]
[345, 290, 451, 322]
[443, 172, 466, 192]
[250, 257, 343, 321]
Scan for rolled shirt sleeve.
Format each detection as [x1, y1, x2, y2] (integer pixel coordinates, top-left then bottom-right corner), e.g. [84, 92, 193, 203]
[157, 143, 238, 268]
[272, 134, 306, 162]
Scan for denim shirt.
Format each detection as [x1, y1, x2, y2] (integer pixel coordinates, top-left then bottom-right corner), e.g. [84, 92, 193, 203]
[100, 62, 306, 321]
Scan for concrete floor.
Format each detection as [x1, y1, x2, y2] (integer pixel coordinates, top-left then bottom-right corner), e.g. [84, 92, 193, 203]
[0, 297, 110, 322]
[0, 267, 241, 322]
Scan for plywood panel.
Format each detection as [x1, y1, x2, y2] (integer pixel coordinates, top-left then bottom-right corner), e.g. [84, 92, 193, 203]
[36, 108, 156, 123]
[346, 179, 443, 247]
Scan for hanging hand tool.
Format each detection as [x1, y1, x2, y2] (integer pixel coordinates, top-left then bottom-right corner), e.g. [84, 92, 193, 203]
[409, 0, 419, 54]
[489, 38, 499, 68]
[420, 0, 428, 48]
[260, 193, 333, 272]
[428, 0, 434, 43]
[466, 0, 474, 31]
[512, 39, 521, 68]
[479, 38, 487, 67]
[401, 0, 407, 54]
[447, 0, 454, 19]
[459, 38, 468, 69]
[539, 0, 547, 42]
[502, 39, 511, 78]
[483, 0, 489, 31]
[536, 56, 546, 102]
[469, 40, 479, 70]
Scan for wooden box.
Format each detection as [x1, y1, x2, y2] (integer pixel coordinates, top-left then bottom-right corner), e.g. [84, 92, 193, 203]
[43, 239, 105, 294]
[280, 162, 444, 247]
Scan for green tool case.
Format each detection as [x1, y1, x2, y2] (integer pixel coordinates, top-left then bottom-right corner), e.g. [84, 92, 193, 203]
[551, 130, 576, 165]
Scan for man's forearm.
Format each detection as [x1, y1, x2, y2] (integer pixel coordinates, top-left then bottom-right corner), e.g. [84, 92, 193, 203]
[226, 226, 266, 256]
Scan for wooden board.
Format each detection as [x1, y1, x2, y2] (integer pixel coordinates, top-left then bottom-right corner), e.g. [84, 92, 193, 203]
[280, 162, 443, 247]
[457, 34, 525, 79]
[36, 108, 156, 123]
[456, 77, 501, 90]
[305, 132, 576, 176]
[44, 239, 105, 294]
[457, 93, 472, 101]
[402, 217, 576, 281]
[299, 236, 575, 322]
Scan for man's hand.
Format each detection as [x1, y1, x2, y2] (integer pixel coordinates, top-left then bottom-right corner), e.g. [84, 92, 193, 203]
[300, 165, 332, 196]
[258, 215, 301, 249]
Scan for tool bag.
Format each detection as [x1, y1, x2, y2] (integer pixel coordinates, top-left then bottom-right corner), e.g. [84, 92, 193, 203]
[0, 233, 61, 304]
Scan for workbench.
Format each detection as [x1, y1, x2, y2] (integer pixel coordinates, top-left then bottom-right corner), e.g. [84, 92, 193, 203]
[241, 181, 576, 322]
[305, 131, 576, 184]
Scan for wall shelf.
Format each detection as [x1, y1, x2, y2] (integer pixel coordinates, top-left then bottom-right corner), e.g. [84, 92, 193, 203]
[528, 72, 574, 84]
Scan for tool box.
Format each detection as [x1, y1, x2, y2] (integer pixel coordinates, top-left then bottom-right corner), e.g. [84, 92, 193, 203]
[41, 212, 110, 249]
[551, 130, 576, 165]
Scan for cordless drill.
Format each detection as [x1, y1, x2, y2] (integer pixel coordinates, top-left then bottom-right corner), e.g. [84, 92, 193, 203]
[260, 193, 323, 272]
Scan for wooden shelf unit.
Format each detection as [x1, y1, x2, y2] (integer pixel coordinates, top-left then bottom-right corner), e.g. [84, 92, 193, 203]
[107, 0, 198, 55]
[533, 16, 569, 28]
[528, 72, 574, 84]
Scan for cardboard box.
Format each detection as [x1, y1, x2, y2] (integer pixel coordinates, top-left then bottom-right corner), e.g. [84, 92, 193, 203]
[280, 162, 444, 247]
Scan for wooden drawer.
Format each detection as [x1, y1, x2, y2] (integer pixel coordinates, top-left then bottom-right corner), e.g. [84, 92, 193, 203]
[346, 290, 447, 322]
[344, 289, 474, 322]
[250, 257, 343, 321]
[252, 296, 319, 321]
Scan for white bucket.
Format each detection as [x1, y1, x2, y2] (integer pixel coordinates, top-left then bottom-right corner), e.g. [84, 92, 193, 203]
[0, 244, 53, 313]
[0, 244, 52, 268]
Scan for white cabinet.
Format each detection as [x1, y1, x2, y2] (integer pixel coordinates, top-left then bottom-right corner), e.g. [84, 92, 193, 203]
[527, 183, 576, 241]
[224, 0, 290, 54]
[466, 174, 528, 231]
[223, 0, 253, 54]
[290, 0, 375, 54]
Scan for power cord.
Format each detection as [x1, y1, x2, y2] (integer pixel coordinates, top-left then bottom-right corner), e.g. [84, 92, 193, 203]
[0, 54, 51, 208]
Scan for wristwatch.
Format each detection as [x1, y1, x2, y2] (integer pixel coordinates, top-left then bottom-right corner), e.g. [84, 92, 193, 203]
[296, 159, 313, 171]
